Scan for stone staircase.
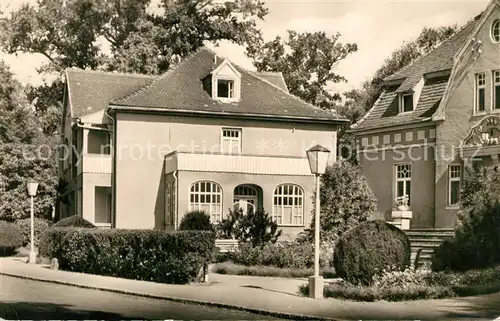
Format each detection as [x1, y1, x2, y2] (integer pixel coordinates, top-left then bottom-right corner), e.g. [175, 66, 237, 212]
[405, 229, 455, 267]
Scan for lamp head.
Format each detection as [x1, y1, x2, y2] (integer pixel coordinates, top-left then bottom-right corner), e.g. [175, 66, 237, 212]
[307, 144, 331, 175]
[27, 181, 39, 197]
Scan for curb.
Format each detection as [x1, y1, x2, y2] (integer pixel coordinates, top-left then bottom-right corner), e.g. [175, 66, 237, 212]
[0, 271, 340, 321]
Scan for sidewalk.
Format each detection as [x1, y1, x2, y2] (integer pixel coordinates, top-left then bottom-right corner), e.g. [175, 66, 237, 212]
[1, 257, 500, 320]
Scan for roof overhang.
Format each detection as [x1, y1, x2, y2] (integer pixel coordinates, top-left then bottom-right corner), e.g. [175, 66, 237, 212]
[108, 104, 349, 126]
[348, 118, 436, 135]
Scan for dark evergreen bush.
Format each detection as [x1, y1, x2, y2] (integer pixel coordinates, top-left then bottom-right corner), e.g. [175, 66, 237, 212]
[0, 221, 23, 256]
[333, 220, 411, 285]
[53, 215, 96, 228]
[432, 167, 500, 272]
[15, 218, 51, 247]
[179, 210, 214, 231]
[39, 228, 215, 284]
[217, 208, 282, 247]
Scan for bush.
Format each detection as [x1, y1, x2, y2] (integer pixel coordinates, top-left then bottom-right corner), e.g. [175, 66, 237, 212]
[224, 241, 329, 269]
[0, 221, 23, 256]
[432, 167, 500, 272]
[15, 218, 52, 248]
[179, 210, 214, 231]
[301, 160, 377, 244]
[53, 215, 96, 228]
[217, 208, 282, 247]
[39, 228, 215, 284]
[333, 220, 411, 285]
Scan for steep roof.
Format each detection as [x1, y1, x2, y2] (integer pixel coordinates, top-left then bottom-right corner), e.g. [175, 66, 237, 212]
[66, 69, 155, 117]
[111, 48, 343, 122]
[251, 71, 289, 92]
[351, 13, 482, 132]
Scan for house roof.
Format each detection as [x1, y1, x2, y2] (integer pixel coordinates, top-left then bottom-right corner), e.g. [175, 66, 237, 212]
[66, 69, 155, 118]
[110, 48, 344, 122]
[351, 13, 482, 132]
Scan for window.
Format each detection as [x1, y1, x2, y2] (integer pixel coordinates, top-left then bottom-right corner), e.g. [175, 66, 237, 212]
[221, 128, 241, 154]
[491, 19, 500, 43]
[395, 164, 411, 206]
[273, 184, 304, 226]
[476, 73, 486, 113]
[494, 70, 500, 110]
[448, 165, 461, 207]
[165, 183, 174, 227]
[400, 93, 414, 113]
[233, 185, 258, 214]
[189, 181, 222, 223]
[217, 79, 234, 98]
[94, 187, 111, 224]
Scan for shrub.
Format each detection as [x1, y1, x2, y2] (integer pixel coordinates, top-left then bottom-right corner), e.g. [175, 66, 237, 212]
[217, 208, 282, 247]
[301, 160, 377, 244]
[39, 228, 215, 284]
[179, 210, 214, 231]
[15, 218, 51, 248]
[432, 166, 500, 272]
[333, 220, 411, 285]
[53, 215, 96, 228]
[224, 241, 329, 269]
[431, 240, 460, 272]
[0, 221, 23, 256]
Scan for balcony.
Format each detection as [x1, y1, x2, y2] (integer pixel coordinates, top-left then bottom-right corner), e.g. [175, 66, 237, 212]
[77, 154, 112, 175]
[165, 151, 313, 176]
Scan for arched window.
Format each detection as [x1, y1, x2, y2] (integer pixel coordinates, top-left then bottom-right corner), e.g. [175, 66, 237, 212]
[273, 184, 304, 226]
[491, 19, 500, 43]
[189, 181, 222, 223]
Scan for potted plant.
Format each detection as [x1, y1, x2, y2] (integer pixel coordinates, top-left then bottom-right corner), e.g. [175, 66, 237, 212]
[394, 195, 409, 211]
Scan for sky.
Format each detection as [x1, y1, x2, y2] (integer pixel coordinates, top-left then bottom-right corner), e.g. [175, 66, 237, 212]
[0, 0, 490, 93]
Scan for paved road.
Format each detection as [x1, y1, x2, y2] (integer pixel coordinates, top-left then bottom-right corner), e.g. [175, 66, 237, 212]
[0, 275, 285, 320]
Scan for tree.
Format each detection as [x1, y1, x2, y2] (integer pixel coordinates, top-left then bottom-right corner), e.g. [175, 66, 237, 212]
[0, 61, 57, 221]
[299, 160, 377, 244]
[0, 0, 268, 75]
[248, 30, 358, 109]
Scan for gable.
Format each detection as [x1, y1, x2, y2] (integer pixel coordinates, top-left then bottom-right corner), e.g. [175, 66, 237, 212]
[352, 11, 482, 132]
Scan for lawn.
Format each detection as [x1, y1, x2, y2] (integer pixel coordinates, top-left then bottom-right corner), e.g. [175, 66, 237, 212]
[211, 262, 336, 278]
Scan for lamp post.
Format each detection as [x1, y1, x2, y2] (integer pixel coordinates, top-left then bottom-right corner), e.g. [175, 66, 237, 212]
[306, 144, 330, 299]
[27, 181, 39, 264]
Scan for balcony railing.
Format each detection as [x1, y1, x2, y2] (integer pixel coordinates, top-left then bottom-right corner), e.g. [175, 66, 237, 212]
[165, 151, 313, 176]
[77, 154, 112, 175]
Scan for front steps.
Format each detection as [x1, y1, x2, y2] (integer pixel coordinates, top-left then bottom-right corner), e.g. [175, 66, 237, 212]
[405, 229, 455, 267]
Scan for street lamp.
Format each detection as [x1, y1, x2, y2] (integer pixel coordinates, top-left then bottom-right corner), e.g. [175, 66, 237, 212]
[27, 181, 39, 264]
[306, 144, 330, 299]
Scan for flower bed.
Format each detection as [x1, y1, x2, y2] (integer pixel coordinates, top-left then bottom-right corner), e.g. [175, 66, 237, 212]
[212, 262, 336, 278]
[299, 265, 500, 301]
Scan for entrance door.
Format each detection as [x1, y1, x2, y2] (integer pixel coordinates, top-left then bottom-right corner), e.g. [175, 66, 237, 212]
[233, 185, 258, 214]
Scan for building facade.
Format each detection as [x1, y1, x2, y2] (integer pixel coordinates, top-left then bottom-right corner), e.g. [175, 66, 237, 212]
[351, 0, 500, 229]
[59, 48, 346, 238]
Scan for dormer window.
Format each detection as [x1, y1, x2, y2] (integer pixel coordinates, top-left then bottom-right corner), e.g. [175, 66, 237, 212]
[399, 93, 414, 113]
[217, 79, 234, 99]
[210, 58, 241, 102]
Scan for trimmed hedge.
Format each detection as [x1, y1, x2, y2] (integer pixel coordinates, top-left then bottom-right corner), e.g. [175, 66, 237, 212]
[333, 220, 411, 285]
[179, 210, 214, 231]
[0, 221, 23, 256]
[15, 218, 52, 248]
[39, 228, 215, 284]
[53, 215, 96, 228]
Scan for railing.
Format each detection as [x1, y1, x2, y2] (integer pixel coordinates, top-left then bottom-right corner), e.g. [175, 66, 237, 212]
[77, 154, 112, 175]
[165, 151, 313, 176]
